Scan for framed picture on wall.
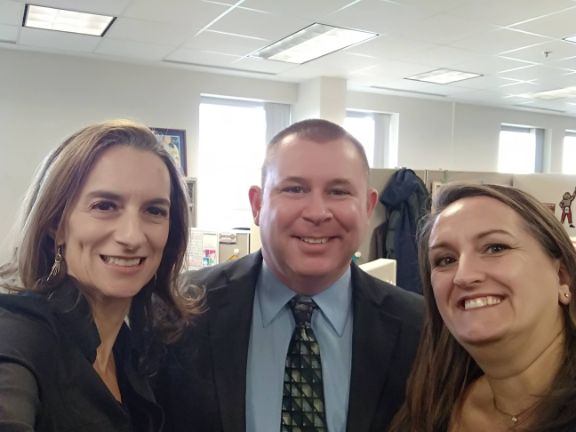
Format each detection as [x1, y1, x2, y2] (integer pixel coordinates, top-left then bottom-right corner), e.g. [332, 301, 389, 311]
[150, 127, 187, 175]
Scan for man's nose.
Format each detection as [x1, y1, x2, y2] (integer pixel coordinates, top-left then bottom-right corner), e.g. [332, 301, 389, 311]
[301, 192, 333, 225]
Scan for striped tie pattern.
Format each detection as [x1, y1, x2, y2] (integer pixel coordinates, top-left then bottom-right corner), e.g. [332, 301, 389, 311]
[281, 296, 327, 432]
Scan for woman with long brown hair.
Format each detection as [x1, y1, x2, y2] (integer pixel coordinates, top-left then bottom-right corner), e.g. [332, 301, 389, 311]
[391, 183, 576, 432]
[0, 119, 203, 431]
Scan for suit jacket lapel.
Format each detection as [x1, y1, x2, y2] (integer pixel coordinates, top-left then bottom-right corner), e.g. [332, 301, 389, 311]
[209, 253, 262, 432]
[346, 265, 403, 432]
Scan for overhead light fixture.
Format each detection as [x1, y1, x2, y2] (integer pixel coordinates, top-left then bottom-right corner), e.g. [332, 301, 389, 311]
[531, 86, 576, 100]
[405, 68, 482, 84]
[370, 85, 447, 98]
[563, 35, 576, 44]
[250, 23, 377, 64]
[23, 4, 115, 36]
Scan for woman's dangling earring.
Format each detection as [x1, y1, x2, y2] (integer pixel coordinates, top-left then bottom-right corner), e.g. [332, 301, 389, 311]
[47, 245, 64, 282]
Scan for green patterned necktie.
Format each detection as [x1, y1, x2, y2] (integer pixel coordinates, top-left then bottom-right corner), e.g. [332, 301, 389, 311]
[281, 295, 327, 432]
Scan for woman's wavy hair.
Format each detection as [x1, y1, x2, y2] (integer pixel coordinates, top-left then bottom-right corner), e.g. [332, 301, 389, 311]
[390, 183, 576, 432]
[0, 119, 203, 351]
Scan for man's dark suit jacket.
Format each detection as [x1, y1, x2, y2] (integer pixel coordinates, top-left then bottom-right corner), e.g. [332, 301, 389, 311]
[156, 252, 424, 432]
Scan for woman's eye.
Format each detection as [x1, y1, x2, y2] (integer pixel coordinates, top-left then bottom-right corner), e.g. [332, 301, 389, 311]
[91, 201, 116, 211]
[486, 243, 508, 254]
[433, 256, 456, 268]
[147, 206, 169, 217]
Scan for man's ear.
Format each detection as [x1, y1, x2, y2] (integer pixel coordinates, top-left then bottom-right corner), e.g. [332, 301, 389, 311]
[248, 186, 263, 226]
[366, 188, 378, 218]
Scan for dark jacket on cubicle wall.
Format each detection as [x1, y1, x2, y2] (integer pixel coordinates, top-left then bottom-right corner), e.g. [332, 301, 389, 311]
[373, 168, 429, 294]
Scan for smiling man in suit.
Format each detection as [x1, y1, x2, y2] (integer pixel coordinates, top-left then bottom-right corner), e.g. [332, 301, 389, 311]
[156, 118, 424, 432]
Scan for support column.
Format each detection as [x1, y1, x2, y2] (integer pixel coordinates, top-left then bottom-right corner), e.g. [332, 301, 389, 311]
[293, 77, 347, 125]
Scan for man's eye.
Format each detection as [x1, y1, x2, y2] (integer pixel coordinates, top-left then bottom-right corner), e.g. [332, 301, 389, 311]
[282, 186, 305, 193]
[91, 201, 116, 211]
[330, 189, 350, 196]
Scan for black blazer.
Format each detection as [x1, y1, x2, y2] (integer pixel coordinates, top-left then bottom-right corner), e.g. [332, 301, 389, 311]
[156, 252, 424, 432]
[0, 281, 163, 432]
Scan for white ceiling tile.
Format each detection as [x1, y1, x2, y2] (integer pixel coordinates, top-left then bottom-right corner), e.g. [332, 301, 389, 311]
[448, 0, 576, 26]
[449, 28, 549, 55]
[384, 0, 469, 14]
[498, 64, 558, 79]
[398, 45, 486, 68]
[18, 27, 101, 52]
[511, 7, 576, 39]
[95, 39, 174, 61]
[451, 75, 516, 91]
[124, 0, 229, 28]
[208, 7, 309, 41]
[165, 47, 242, 66]
[4, 0, 576, 114]
[231, 57, 296, 74]
[241, 0, 355, 20]
[501, 40, 576, 63]
[350, 59, 434, 81]
[346, 35, 434, 62]
[105, 17, 193, 46]
[452, 56, 535, 75]
[0, 0, 23, 25]
[325, 0, 435, 35]
[555, 56, 576, 70]
[395, 13, 494, 45]
[277, 50, 379, 78]
[0, 24, 18, 42]
[363, 78, 454, 97]
[183, 30, 267, 56]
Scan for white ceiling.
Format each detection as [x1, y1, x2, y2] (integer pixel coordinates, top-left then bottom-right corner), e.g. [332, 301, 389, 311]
[3, 0, 576, 115]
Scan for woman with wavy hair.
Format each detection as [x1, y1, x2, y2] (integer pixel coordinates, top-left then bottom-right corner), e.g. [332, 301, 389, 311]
[0, 119, 203, 431]
[391, 183, 576, 432]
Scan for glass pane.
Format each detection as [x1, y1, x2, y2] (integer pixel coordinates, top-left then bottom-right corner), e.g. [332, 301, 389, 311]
[497, 129, 535, 174]
[198, 102, 266, 228]
[563, 135, 576, 174]
[344, 115, 375, 167]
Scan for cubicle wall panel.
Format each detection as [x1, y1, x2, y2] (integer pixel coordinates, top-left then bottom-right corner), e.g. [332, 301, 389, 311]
[514, 174, 576, 236]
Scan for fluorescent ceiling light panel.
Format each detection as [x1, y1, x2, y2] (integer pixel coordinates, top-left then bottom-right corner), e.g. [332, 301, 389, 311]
[513, 86, 576, 100]
[405, 68, 482, 84]
[532, 86, 576, 100]
[251, 23, 377, 64]
[23, 4, 115, 36]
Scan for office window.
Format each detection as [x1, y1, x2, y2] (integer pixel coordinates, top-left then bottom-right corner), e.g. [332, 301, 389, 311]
[498, 125, 544, 174]
[562, 131, 576, 174]
[344, 110, 396, 168]
[198, 96, 290, 229]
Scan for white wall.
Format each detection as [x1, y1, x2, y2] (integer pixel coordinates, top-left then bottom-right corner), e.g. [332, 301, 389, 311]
[2, 47, 576, 259]
[0, 48, 297, 260]
[348, 91, 576, 172]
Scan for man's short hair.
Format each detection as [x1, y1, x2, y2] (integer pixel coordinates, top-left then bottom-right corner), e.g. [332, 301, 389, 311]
[261, 118, 370, 186]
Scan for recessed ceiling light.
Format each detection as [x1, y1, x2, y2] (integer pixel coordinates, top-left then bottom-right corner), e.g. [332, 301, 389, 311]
[532, 86, 576, 100]
[405, 68, 482, 84]
[23, 4, 115, 36]
[563, 35, 576, 44]
[250, 23, 377, 64]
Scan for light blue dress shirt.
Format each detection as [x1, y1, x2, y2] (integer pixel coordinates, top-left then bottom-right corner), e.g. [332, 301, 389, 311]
[246, 264, 353, 432]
